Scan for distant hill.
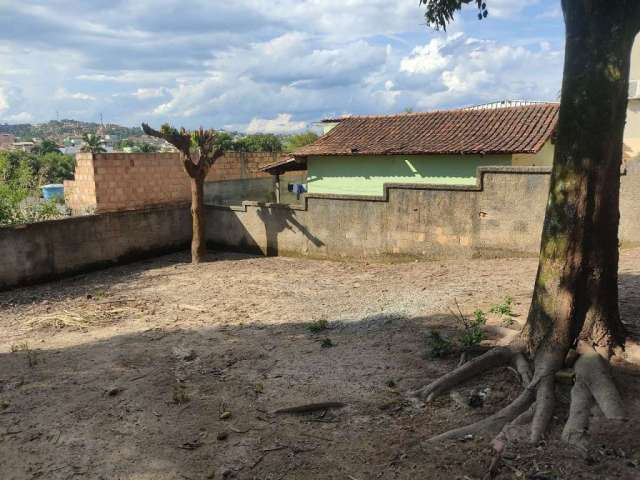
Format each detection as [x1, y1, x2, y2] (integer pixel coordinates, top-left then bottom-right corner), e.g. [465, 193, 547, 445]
[0, 120, 142, 142]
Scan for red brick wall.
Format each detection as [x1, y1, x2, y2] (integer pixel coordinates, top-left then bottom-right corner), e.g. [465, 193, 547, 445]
[65, 151, 284, 214]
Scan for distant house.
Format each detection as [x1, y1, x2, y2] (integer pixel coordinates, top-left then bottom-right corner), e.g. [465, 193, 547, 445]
[0, 133, 15, 151]
[12, 141, 35, 153]
[291, 103, 558, 196]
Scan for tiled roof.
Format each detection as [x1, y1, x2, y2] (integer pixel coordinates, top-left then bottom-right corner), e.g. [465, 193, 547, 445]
[258, 156, 307, 174]
[295, 103, 559, 157]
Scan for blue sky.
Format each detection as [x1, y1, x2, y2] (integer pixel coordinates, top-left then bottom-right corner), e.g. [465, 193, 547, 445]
[0, 0, 565, 132]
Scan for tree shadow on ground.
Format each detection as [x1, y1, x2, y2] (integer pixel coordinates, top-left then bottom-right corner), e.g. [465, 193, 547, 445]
[0, 250, 263, 307]
[1, 309, 639, 480]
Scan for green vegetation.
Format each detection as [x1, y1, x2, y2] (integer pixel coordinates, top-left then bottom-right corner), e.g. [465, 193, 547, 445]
[307, 319, 329, 333]
[80, 133, 107, 153]
[283, 131, 319, 152]
[232, 133, 283, 152]
[32, 139, 62, 155]
[0, 149, 72, 226]
[490, 296, 516, 326]
[0, 119, 142, 142]
[114, 138, 160, 153]
[489, 296, 514, 316]
[212, 131, 319, 153]
[459, 309, 487, 348]
[423, 330, 453, 358]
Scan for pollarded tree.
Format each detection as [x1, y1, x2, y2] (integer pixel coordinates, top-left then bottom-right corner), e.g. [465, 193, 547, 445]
[142, 123, 224, 264]
[412, 0, 640, 451]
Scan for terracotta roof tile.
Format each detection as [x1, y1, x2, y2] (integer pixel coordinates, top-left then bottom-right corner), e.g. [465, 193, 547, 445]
[295, 104, 559, 157]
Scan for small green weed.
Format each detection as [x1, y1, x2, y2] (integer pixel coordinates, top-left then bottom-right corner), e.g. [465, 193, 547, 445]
[423, 330, 453, 358]
[459, 309, 487, 348]
[490, 296, 514, 316]
[490, 296, 516, 326]
[307, 319, 329, 333]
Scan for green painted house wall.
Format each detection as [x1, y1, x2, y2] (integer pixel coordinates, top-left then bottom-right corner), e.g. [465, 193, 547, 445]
[306, 154, 513, 196]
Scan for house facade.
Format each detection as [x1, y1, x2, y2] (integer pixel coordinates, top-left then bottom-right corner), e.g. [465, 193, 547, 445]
[294, 103, 558, 196]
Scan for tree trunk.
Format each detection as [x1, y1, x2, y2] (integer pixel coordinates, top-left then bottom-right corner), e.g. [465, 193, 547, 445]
[522, 0, 639, 357]
[190, 175, 206, 264]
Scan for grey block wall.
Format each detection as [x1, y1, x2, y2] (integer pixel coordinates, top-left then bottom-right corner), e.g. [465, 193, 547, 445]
[205, 164, 640, 260]
[0, 204, 191, 290]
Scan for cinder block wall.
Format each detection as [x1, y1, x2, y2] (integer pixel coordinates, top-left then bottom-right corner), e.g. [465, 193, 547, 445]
[65, 152, 285, 214]
[64, 153, 98, 213]
[0, 204, 191, 290]
[205, 162, 640, 260]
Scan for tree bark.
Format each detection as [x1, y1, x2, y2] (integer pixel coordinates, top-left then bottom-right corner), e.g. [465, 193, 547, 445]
[522, 0, 640, 356]
[190, 174, 206, 264]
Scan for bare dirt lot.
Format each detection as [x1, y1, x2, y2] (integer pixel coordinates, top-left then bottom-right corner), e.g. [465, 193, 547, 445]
[1, 249, 640, 480]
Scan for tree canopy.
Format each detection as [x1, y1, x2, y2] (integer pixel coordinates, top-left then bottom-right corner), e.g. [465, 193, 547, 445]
[80, 133, 107, 154]
[283, 131, 319, 153]
[420, 0, 488, 30]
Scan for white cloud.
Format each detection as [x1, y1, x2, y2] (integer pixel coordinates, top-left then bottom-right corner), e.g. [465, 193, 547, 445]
[394, 33, 563, 108]
[0, 0, 563, 128]
[0, 90, 8, 112]
[3, 112, 33, 123]
[246, 113, 307, 134]
[54, 88, 96, 101]
[400, 35, 458, 75]
[132, 87, 168, 99]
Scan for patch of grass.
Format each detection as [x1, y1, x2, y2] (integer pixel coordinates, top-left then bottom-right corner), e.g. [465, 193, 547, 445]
[320, 338, 334, 348]
[459, 309, 487, 348]
[307, 319, 329, 333]
[423, 330, 453, 358]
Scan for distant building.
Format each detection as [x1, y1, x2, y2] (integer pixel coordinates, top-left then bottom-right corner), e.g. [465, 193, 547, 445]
[0, 133, 15, 151]
[12, 141, 35, 153]
[292, 103, 558, 196]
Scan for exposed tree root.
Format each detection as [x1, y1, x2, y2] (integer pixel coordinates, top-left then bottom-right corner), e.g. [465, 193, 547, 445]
[562, 345, 625, 448]
[414, 342, 626, 453]
[410, 346, 515, 402]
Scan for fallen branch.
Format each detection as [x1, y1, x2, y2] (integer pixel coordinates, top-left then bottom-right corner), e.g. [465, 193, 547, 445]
[273, 402, 346, 414]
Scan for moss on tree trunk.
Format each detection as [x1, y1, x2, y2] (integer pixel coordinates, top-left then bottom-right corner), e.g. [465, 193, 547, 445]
[522, 0, 639, 357]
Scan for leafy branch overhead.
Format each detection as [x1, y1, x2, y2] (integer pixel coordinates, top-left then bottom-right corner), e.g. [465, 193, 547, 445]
[420, 0, 488, 30]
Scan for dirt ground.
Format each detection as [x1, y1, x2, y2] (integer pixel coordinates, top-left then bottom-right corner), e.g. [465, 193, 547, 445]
[1, 249, 640, 480]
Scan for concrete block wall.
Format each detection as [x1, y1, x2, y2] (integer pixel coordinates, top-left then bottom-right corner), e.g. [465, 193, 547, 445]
[65, 151, 287, 214]
[205, 163, 640, 260]
[0, 204, 191, 290]
[203, 172, 307, 206]
[64, 153, 98, 213]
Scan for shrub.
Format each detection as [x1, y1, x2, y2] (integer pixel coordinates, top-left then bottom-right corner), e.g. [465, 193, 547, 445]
[459, 309, 487, 348]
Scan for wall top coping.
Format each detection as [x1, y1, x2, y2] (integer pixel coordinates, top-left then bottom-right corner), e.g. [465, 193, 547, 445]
[204, 166, 554, 211]
[0, 202, 190, 232]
